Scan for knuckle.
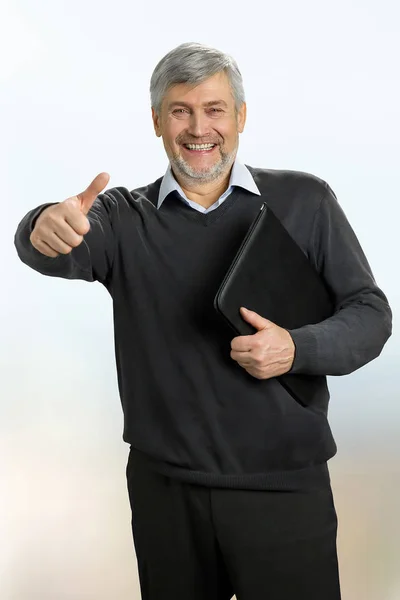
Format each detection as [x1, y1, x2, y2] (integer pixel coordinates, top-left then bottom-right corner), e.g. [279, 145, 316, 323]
[70, 235, 83, 248]
[46, 207, 60, 222]
[59, 246, 73, 255]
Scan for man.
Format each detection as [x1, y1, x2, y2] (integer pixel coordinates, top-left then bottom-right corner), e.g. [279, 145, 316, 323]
[14, 42, 392, 600]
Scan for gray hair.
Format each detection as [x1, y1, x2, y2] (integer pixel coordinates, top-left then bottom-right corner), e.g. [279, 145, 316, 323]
[150, 42, 245, 116]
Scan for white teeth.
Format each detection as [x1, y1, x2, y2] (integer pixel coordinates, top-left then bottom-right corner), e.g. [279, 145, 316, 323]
[185, 144, 216, 150]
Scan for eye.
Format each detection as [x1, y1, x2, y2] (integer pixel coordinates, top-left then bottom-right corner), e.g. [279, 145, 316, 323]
[210, 108, 223, 112]
[172, 109, 188, 114]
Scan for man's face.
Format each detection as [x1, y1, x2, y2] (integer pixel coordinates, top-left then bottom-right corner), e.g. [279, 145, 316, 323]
[152, 71, 246, 184]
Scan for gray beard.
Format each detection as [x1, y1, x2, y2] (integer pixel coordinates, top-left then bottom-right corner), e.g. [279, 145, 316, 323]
[169, 145, 237, 185]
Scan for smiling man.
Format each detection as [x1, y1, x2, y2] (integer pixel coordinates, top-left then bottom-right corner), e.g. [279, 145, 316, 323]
[153, 70, 245, 209]
[14, 42, 392, 600]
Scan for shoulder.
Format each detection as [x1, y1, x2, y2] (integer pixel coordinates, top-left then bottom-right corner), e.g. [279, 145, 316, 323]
[246, 165, 330, 203]
[245, 166, 337, 239]
[96, 175, 164, 213]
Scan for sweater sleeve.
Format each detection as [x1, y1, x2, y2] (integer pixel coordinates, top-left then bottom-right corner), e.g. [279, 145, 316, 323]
[14, 193, 116, 285]
[287, 184, 392, 376]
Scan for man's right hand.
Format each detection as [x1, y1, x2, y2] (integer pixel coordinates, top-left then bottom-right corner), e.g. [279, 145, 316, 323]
[30, 172, 110, 257]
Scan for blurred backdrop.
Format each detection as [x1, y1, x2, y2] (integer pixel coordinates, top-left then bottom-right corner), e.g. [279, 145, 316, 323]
[1, 0, 399, 598]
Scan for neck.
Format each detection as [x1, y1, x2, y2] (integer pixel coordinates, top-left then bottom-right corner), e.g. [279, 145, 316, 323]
[172, 168, 232, 210]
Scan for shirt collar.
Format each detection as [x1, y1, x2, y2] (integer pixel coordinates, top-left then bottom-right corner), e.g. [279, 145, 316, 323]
[157, 157, 261, 209]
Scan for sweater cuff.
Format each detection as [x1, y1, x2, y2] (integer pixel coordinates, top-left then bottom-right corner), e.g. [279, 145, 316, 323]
[286, 326, 318, 374]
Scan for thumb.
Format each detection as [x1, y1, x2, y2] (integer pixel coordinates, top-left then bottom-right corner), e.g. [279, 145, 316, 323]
[77, 172, 110, 215]
[240, 306, 272, 331]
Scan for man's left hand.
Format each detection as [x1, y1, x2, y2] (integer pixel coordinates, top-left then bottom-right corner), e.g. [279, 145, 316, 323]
[230, 307, 295, 380]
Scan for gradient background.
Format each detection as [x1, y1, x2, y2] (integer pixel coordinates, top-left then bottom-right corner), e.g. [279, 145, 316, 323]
[1, 1, 399, 598]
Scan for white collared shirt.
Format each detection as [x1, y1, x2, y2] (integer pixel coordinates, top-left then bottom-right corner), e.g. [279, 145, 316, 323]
[157, 157, 261, 213]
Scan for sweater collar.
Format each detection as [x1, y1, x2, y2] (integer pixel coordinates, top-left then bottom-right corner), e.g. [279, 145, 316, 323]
[157, 158, 261, 209]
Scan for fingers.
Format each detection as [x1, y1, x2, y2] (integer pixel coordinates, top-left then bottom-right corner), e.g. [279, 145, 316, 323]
[77, 172, 110, 215]
[231, 336, 253, 352]
[31, 216, 85, 256]
[48, 229, 84, 253]
[230, 349, 252, 364]
[32, 239, 60, 258]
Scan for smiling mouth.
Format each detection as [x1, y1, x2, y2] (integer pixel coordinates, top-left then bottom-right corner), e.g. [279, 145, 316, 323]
[182, 143, 218, 153]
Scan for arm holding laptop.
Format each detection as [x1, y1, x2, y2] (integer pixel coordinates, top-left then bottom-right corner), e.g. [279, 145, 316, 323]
[230, 185, 392, 379]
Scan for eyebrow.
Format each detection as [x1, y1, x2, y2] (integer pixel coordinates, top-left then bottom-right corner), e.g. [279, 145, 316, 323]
[167, 100, 228, 109]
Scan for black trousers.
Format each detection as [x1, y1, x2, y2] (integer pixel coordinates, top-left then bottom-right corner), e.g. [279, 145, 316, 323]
[126, 450, 341, 600]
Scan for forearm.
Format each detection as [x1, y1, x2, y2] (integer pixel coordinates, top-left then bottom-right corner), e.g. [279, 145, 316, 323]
[288, 290, 392, 375]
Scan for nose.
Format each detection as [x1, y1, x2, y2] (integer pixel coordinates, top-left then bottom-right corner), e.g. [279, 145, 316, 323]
[187, 110, 210, 139]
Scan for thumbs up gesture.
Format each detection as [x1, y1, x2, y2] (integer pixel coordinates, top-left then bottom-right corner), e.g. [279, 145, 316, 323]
[30, 173, 110, 257]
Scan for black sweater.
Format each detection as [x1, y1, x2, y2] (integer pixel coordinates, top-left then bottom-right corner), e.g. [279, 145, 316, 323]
[14, 166, 392, 490]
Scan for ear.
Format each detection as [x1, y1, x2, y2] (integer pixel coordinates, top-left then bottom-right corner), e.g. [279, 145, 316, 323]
[152, 107, 162, 138]
[237, 102, 247, 133]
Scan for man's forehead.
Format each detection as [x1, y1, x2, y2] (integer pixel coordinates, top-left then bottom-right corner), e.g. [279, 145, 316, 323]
[165, 81, 233, 109]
